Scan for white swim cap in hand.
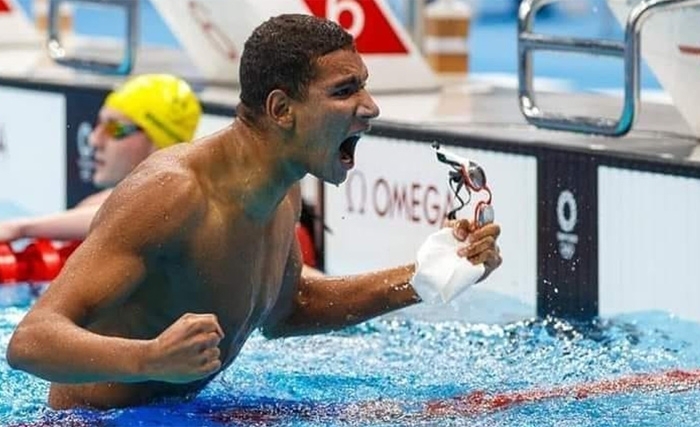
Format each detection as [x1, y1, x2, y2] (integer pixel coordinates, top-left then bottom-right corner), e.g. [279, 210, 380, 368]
[411, 228, 484, 304]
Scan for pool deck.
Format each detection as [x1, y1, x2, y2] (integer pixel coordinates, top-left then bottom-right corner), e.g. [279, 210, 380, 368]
[5, 41, 697, 166]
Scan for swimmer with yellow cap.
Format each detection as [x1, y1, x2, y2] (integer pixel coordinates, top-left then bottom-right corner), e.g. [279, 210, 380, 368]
[93, 73, 202, 188]
[0, 74, 202, 242]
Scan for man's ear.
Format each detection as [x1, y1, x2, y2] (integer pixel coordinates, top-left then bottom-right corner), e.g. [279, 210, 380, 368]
[266, 89, 294, 130]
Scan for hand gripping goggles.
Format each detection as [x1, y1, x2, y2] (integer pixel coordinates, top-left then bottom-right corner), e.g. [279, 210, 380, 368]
[433, 143, 494, 226]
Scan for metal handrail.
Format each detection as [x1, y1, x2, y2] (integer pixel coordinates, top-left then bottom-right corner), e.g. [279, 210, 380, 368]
[517, 0, 700, 137]
[47, 0, 139, 75]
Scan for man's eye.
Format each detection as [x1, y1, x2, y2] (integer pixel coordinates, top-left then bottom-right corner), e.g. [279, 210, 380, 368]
[334, 86, 355, 97]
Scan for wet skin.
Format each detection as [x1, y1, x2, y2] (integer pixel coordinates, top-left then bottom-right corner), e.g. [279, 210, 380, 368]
[7, 47, 501, 410]
[8, 48, 386, 409]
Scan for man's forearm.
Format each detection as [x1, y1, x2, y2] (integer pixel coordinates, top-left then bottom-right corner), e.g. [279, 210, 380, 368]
[7, 313, 151, 384]
[274, 264, 420, 337]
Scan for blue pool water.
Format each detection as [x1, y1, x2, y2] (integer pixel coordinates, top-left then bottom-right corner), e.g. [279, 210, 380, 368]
[3, 294, 700, 426]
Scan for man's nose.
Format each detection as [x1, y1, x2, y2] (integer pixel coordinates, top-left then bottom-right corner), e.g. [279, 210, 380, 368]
[358, 90, 380, 120]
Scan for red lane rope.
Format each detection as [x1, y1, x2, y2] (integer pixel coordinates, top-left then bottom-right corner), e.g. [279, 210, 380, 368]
[0, 240, 81, 285]
[425, 369, 700, 416]
[206, 369, 700, 424]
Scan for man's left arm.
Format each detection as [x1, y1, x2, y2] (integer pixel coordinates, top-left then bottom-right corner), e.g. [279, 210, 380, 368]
[262, 260, 419, 338]
[262, 220, 501, 338]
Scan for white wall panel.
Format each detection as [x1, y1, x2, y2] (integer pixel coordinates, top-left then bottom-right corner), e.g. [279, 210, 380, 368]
[599, 166, 700, 321]
[0, 86, 66, 219]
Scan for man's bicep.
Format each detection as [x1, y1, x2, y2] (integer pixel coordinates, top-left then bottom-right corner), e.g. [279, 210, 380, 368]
[33, 166, 200, 325]
[33, 178, 188, 322]
[33, 229, 149, 323]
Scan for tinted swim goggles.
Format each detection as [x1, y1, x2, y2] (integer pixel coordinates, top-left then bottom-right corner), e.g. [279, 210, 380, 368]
[98, 119, 142, 140]
[433, 142, 494, 226]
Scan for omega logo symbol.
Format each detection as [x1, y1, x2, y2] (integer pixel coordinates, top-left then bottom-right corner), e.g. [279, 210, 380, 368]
[556, 189, 579, 260]
[76, 121, 94, 183]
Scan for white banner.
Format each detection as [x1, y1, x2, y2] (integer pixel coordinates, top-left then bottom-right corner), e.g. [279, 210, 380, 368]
[0, 86, 66, 220]
[323, 135, 538, 320]
[599, 166, 700, 322]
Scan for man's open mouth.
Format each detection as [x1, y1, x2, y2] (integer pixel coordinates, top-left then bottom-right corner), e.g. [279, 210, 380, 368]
[340, 135, 361, 166]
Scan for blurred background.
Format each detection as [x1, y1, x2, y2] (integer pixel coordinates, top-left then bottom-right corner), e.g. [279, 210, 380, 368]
[17, 0, 663, 92]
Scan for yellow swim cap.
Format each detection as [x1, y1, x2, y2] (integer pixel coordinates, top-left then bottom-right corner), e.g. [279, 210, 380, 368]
[104, 74, 202, 149]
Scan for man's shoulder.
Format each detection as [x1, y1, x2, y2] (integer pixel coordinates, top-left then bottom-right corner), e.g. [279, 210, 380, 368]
[133, 146, 198, 185]
[112, 154, 206, 218]
[94, 165, 206, 246]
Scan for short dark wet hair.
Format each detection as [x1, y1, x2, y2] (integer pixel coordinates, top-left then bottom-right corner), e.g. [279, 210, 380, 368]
[238, 14, 355, 118]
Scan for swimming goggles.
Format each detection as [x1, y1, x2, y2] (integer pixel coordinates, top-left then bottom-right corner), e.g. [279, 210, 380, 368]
[98, 119, 142, 140]
[432, 142, 494, 226]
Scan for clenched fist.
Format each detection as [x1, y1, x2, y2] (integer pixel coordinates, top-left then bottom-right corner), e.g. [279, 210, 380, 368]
[144, 313, 224, 383]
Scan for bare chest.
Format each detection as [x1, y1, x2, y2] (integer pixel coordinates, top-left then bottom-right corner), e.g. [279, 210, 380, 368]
[158, 206, 295, 333]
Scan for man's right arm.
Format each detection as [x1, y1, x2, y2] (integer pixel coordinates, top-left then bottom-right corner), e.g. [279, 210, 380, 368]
[6, 235, 153, 383]
[6, 167, 222, 384]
